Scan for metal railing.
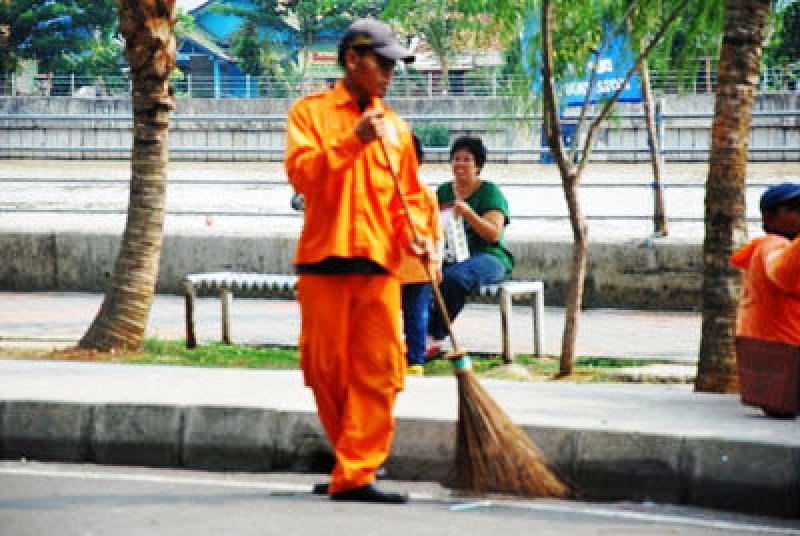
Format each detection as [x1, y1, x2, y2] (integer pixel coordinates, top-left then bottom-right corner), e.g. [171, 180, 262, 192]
[2, 63, 799, 99]
[1, 110, 798, 162]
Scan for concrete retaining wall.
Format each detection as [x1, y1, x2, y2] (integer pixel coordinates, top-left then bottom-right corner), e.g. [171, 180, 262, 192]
[2, 400, 797, 517]
[2, 93, 798, 162]
[0, 232, 703, 310]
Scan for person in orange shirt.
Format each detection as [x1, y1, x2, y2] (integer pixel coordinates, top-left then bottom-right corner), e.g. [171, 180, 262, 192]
[731, 183, 800, 346]
[397, 135, 441, 375]
[284, 19, 436, 504]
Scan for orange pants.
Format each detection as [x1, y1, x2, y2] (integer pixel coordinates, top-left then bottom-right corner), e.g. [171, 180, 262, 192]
[297, 273, 405, 493]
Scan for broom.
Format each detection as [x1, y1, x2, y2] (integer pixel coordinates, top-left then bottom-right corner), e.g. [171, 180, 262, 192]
[378, 133, 568, 498]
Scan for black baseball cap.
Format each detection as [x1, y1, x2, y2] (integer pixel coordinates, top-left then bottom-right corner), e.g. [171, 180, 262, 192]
[341, 18, 415, 63]
[760, 182, 800, 212]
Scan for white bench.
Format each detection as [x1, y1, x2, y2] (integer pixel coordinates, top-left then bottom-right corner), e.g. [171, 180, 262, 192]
[183, 272, 545, 363]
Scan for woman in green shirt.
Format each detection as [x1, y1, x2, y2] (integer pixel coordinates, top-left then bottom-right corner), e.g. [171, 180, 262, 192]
[427, 136, 514, 355]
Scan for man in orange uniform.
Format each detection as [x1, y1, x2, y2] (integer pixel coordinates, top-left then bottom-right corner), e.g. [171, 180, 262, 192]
[284, 19, 435, 504]
[731, 183, 800, 345]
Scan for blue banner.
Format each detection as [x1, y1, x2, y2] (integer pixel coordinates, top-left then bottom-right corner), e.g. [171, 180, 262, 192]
[563, 31, 642, 105]
[522, 17, 642, 106]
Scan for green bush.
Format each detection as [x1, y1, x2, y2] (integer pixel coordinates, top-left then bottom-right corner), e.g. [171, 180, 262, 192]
[414, 124, 450, 148]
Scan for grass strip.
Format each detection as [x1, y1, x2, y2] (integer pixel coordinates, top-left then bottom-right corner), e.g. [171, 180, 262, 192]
[0, 338, 693, 383]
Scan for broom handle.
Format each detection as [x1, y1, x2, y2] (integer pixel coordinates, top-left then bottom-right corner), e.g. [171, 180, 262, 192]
[377, 135, 462, 356]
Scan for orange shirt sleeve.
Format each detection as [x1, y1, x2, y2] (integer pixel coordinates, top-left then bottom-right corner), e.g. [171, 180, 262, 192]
[285, 98, 364, 195]
[766, 236, 800, 294]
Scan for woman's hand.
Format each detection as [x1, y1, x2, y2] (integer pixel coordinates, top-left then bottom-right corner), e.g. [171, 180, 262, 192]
[459, 206, 505, 244]
[453, 199, 472, 217]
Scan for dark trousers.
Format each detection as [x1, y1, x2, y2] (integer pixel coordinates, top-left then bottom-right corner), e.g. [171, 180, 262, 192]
[429, 253, 506, 341]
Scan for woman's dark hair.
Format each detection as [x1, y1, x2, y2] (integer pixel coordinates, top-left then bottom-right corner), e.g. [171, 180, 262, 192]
[449, 136, 487, 171]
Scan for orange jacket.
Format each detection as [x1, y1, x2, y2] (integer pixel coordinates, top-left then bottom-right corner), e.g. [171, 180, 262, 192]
[731, 234, 800, 345]
[285, 81, 432, 273]
[396, 186, 440, 283]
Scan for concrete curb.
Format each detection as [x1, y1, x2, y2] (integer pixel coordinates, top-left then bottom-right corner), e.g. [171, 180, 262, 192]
[0, 231, 704, 310]
[2, 400, 798, 518]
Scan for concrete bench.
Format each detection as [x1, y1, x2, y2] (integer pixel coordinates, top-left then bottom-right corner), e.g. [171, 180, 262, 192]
[183, 272, 545, 363]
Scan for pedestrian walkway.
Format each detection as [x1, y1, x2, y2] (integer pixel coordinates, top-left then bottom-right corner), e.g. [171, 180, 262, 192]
[0, 291, 701, 363]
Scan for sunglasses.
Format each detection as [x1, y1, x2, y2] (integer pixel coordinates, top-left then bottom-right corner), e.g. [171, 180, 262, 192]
[352, 45, 396, 71]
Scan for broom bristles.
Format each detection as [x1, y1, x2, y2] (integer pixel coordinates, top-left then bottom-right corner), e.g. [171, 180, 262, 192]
[453, 367, 569, 498]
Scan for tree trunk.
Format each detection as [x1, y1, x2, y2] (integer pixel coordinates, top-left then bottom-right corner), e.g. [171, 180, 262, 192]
[695, 0, 770, 393]
[559, 171, 588, 377]
[79, 0, 176, 351]
[540, 0, 587, 376]
[538, 0, 690, 376]
[639, 57, 668, 237]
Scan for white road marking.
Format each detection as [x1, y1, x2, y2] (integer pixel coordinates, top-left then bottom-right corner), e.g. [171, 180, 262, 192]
[449, 500, 493, 511]
[1, 465, 798, 534]
[0, 466, 312, 493]
[503, 500, 800, 535]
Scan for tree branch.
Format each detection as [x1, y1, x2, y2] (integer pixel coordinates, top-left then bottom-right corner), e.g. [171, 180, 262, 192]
[540, 0, 573, 181]
[571, 0, 640, 163]
[576, 0, 691, 177]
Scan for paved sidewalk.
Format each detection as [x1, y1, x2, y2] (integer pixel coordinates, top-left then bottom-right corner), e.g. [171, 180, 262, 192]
[0, 291, 701, 362]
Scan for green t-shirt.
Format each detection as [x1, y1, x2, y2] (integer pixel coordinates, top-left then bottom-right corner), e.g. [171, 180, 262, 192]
[437, 180, 514, 274]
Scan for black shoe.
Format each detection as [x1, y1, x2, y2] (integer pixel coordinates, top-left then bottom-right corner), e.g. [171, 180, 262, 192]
[312, 466, 387, 495]
[331, 482, 409, 504]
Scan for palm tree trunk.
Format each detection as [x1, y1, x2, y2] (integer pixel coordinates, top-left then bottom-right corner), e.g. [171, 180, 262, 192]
[695, 0, 770, 393]
[79, 0, 176, 351]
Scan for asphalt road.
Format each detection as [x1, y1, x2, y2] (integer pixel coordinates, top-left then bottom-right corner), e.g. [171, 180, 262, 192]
[1, 462, 798, 535]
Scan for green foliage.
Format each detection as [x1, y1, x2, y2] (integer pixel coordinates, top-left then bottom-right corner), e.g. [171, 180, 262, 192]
[175, 9, 196, 40]
[230, 21, 268, 76]
[414, 124, 450, 147]
[765, 1, 800, 64]
[645, 1, 725, 91]
[215, 0, 384, 77]
[1, 0, 121, 75]
[384, 0, 483, 88]
[261, 64, 306, 97]
[448, 0, 725, 94]
[290, 0, 385, 36]
[208, 0, 285, 29]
